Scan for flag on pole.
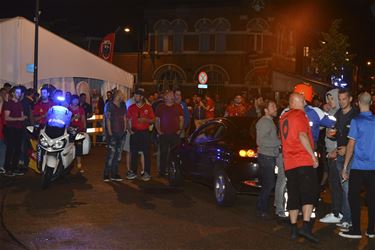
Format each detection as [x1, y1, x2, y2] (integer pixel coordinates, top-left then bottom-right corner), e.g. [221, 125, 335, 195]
[98, 33, 115, 62]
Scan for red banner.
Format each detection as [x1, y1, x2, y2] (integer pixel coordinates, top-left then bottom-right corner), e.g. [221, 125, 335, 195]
[98, 33, 115, 63]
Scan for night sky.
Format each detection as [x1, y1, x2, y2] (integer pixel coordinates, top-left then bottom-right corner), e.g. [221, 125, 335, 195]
[1, 0, 375, 63]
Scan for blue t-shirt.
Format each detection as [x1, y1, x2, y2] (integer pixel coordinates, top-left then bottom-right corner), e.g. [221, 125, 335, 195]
[348, 111, 375, 170]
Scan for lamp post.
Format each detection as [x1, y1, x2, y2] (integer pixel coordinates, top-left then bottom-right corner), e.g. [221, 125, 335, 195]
[33, 0, 40, 90]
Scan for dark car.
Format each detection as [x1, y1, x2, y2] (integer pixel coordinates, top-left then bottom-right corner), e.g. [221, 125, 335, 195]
[168, 116, 263, 206]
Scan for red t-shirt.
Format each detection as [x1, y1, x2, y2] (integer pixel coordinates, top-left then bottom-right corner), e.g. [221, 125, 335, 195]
[156, 103, 183, 134]
[205, 98, 215, 119]
[280, 109, 314, 171]
[225, 103, 247, 117]
[69, 106, 86, 132]
[33, 100, 54, 125]
[127, 103, 155, 131]
[4, 100, 24, 128]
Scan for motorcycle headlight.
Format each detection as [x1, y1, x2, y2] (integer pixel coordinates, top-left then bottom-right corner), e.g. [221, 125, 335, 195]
[53, 139, 66, 149]
[40, 137, 49, 147]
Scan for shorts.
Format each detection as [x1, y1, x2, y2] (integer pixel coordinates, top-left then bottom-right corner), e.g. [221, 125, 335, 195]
[285, 166, 319, 210]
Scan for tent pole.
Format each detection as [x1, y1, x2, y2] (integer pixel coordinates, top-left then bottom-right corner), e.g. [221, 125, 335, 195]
[33, 0, 40, 90]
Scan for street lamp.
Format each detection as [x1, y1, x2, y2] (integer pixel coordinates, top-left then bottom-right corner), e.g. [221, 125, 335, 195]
[33, 0, 40, 90]
[367, 61, 372, 66]
[124, 27, 131, 33]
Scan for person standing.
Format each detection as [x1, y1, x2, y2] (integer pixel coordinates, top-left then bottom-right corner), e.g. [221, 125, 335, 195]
[103, 90, 127, 182]
[339, 92, 375, 239]
[225, 94, 247, 117]
[155, 91, 184, 177]
[3, 87, 27, 176]
[255, 100, 280, 218]
[32, 87, 54, 127]
[280, 93, 319, 243]
[174, 90, 190, 141]
[192, 95, 206, 128]
[20, 87, 35, 171]
[126, 89, 155, 181]
[80, 93, 93, 119]
[69, 95, 86, 173]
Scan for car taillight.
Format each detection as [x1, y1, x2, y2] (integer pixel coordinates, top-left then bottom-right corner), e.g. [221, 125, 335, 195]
[239, 149, 257, 158]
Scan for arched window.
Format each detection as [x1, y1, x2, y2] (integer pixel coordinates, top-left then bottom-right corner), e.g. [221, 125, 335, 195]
[195, 18, 212, 52]
[194, 65, 230, 85]
[171, 19, 188, 53]
[154, 20, 171, 52]
[212, 18, 231, 52]
[154, 64, 186, 92]
[247, 18, 269, 53]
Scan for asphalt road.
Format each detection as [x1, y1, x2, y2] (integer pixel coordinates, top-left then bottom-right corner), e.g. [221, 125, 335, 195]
[0, 146, 374, 250]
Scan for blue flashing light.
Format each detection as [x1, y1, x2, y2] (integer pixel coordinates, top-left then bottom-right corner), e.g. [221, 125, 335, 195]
[47, 106, 72, 128]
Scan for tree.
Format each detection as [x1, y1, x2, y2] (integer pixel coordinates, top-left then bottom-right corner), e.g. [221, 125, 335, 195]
[311, 19, 354, 81]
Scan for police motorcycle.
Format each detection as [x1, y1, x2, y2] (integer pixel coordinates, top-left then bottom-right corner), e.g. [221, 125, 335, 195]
[27, 99, 91, 189]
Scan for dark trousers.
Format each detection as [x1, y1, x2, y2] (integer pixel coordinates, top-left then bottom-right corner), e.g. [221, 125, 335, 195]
[130, 131, 151, 174]
[104, 133, 125, 176]
[328, 158, 342, 216]
[348, 169, 375, 234]
[159, 133, 180, 174]
[4, 127, 24, 171]
[256, 154, 277, 213]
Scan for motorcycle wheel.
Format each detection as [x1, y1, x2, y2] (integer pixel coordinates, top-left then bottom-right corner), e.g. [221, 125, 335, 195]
[41, 166, 54, 189]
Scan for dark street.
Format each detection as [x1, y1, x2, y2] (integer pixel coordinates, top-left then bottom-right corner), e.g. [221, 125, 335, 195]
[0, 146, 373, 250]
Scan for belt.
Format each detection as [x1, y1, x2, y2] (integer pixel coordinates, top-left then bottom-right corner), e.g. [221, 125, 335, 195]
[132, 129, 149, 133]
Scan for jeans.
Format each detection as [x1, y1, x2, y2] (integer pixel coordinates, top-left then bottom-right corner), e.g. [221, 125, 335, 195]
[104, 132, 125, 177]
[159, 134, 180, 174]
[274, 154, 287, 214]
[256, 153, 277, 213]
[327, 157, 342, 216]
[0, 139, 6, 169]
[130, 131, 151, 174]
[4, 127, 24, 171]
[336, 155, 351, 223]
[348, 169, 375, 234]
[20, 130, 32, 167]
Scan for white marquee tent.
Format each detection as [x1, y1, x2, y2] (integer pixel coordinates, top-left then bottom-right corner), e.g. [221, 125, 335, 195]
[0, 16, 134, 98]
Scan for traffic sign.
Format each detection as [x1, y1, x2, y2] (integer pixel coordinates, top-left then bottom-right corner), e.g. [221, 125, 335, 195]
[198, 71, 208, 85]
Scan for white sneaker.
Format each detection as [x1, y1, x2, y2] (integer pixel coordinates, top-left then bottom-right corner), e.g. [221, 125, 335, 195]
[366, 232, 375, 238]
[319, 213, 343, 223]
[336, 222, 352, 232]
[0, 167, 5, 174]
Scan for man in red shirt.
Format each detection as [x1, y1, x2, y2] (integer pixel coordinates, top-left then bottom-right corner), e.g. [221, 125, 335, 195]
[32, 87, 54, 126]
[280, 93, 319, 243]
[4, 87, 27, 176]
[224, 94, 247, 117]
[126, 89, 155, 181]
[204, 95, 215, 119]
[155, 91, 184, 176]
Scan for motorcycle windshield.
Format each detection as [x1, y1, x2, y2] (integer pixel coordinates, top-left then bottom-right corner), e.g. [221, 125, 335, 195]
[45, 106, 72, 138]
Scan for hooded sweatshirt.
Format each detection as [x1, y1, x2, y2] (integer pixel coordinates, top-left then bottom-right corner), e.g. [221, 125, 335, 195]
[325, 89, 339, 152]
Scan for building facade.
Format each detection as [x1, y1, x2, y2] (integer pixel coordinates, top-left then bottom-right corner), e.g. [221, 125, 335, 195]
[113, 2, 300, 99]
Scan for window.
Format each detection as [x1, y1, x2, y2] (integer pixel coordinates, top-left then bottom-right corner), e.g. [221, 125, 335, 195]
[195, 18, 212, 52]
[212, 18, 231, 52]
[193, 123, 225, 144]
[154, 64, 186, 92]
[154, 20, 171, 53]
[171, 19, 188, 53]
[247, 18, 269, 53]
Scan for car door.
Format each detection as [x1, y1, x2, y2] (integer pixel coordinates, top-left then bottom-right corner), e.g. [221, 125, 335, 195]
[190, 122, 226, 178]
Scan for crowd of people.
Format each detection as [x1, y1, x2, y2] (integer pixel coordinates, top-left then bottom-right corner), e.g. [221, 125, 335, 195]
[1, 80, 375, 243]
[0, 83, 94, 176]
[255, 84, 375, 242]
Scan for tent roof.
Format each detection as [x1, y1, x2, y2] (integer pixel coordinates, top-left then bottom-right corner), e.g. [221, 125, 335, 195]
[0, 17, 133, 88]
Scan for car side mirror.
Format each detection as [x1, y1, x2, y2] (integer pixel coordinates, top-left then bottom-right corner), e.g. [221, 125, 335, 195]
[75, 133, 85, 141]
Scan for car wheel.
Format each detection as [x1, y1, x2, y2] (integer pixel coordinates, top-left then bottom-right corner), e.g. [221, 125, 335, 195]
[214, 169, 236, 206]
[168, 157, 184, 187]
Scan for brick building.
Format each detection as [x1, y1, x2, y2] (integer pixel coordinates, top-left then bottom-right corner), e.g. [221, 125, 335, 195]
[113, 2, 302, 100]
